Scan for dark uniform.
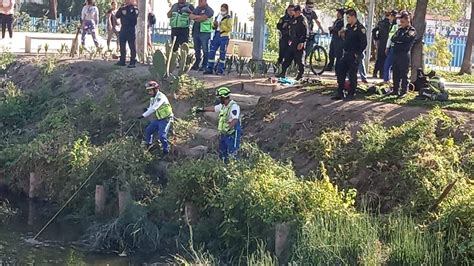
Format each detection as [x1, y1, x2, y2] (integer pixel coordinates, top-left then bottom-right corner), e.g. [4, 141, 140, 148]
[327, 17, 344, 71]
[276, 13, 293, 65]
[372, 18, 394, 78]
[335, 20, 367, 99]
[391, 25, 416, 96]
[116, 3, 139, 67]
[280, 15, 308, 80]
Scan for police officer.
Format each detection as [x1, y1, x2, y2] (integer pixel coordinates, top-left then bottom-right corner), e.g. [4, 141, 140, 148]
[167, 0, 194, 52]
[372, 10, 397, 78]
[389, 12, 416, 97]
[116, 0, 139, 68]
[326, 8, 345, 71]
[278, 5, 308, 81]
[333, 9, 367, 101]
[276, 4, 295, 65]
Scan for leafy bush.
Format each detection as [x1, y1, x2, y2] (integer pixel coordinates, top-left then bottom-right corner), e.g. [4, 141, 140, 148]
[425, 34, 453, 67]
[0, 49, 15, 73]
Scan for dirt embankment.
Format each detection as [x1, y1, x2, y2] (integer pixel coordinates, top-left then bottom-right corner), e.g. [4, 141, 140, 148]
[7, 58, 474, 174]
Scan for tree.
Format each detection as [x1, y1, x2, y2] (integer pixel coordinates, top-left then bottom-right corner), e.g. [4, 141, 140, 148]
[410, 0, 429, 81]
[48, 0, 57, 20]
[459, 0, 474, 74]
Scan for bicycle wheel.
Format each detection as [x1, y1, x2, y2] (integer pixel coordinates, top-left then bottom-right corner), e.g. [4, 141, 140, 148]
[309, 45, 328, 76]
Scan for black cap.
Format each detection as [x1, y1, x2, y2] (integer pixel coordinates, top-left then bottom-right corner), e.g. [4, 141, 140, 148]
[294, 5, 301, 11]
[390, 10, 398, 17]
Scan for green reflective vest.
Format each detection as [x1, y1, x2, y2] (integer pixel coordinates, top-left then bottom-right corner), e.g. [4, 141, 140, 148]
[218, 100, 238, 134]
[150, 97, 173, 120]
[170, 12, 190, 28]
[200, 18, 213, 33]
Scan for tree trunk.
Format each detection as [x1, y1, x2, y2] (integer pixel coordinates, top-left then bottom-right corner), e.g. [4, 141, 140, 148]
[410, 0, 429, 82]
[48, 0, 58, 20]
[459, 0, 474, 74]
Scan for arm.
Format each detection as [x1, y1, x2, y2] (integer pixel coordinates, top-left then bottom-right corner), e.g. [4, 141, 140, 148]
[392, 28, 416, 44]
[107, 12, 112, 30]
[115, 7, 122, 19]
[357, 28, 368, 56]
[315, 19, 325, 33]
[190, 14, 209, 22]
[94, 7, 99, 25]
[277, 17, 284, 31]
[167, 3, 176, 18]
[81, 6, 86, 21]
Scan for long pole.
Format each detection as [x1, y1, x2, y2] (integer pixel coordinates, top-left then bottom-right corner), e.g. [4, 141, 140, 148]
[252, 0, 265, 60]
[365, 0, 376, 72]
[136, 0, 149, 63]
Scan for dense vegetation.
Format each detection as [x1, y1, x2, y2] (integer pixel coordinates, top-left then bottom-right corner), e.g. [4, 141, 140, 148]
[0, 58, 473, 264]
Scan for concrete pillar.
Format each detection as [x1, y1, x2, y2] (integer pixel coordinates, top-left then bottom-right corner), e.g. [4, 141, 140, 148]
[252, 0, 265, 60]
[118, 190, 130, 215]
[28, 172, 40, 199]
[275, 222, 290, 263]
[136, 0, 149, 63]
[184, 201, 198, 225]
[95, 185, 106, 215]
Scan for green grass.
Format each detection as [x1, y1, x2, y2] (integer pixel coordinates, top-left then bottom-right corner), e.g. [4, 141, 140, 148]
[433, 70, 474, 84]
[306, 81, 474, 113]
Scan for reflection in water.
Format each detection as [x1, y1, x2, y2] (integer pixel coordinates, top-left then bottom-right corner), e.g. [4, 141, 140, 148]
[0, 191, 136, 265]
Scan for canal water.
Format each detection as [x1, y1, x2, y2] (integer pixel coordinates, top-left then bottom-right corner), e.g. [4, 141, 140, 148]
[0, 190, 160, 265]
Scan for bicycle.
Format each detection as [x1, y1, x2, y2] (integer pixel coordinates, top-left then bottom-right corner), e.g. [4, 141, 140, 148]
[307, 33, 329, 76]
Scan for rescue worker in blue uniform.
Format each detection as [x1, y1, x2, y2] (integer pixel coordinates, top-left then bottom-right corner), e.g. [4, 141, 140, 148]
[326, 8, 345, 71]
[276, 4, 295, 65]
[278, 5, 308, 81]
[116, 0, 139, 68]
[204, 4, 233, 75]
[389, 12, 416, 97]
[333, 9, 367, 101]
[138, 81, 174, 155]
[194, 87, 241, 163]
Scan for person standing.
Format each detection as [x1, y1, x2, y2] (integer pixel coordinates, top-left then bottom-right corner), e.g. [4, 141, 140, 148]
[0, 0, 14, 41]
[326, 8, 344, 71]
[194, 87, 241, 163]
[81, 0, 100, 48]
[389, 12, 416, 97]
[302, 1, 325, 59]
[190, 0, 214, 71]
[204, 4, 232, 75]
[276, 4, 295, 65]
[277, 5, 308, 81]
[373, 10, 397, 79]
[106, 1, 120, 52]
[116, 0, 139, 68]
[167, 0, 194, 52]
[383, 11, 399, 83]
[139, 81, 174, 155]
[333, 9, 367, 101]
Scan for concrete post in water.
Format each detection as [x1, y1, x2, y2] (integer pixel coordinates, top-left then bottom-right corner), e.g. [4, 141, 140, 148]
[184, 201, 198, 225]
[95, 185, 106, 215]
[118, 189, 131, 215]
[275, 222, 290, 263]
[28, 172, 40, 199]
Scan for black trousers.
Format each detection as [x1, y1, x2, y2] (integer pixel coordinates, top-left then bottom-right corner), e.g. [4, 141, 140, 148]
[281, 43, 304, 78]
[171, 27, 190, 52]
[373, 47, 386, 78]
[277, 37, 289, 64]
[336, 52, 358, 96]
[327, 39, 343, 70]
[1, 14, 13, 39]
[119, 30, 137, 65]
[392, 52, 410, 93]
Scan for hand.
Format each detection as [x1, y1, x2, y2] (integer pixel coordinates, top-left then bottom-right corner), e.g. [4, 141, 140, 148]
[143, 108, 148, 112]
[385, 48, 389, 55]
[189, 14, 197, 20]
[137, 115, 144, 120]
[297, 43, 304, 51]
[193, 107, 205, 113]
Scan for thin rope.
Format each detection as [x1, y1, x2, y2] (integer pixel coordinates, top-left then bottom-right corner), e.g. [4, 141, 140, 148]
[32, 120, 137, 240]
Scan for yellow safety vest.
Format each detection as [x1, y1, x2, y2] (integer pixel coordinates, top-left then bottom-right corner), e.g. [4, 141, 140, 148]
[218, 100, 238, 134]
[150, 97, 173, 120]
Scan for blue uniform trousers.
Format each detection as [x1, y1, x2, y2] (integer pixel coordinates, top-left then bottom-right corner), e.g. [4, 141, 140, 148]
[144, 117, 172, 154]
[207, 31, 229, 74]
[219, 125, 241, 163]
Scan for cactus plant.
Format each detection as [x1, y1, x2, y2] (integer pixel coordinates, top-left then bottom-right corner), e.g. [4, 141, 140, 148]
[150, 49, 167, 79]
[178, 43, 194, 75]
